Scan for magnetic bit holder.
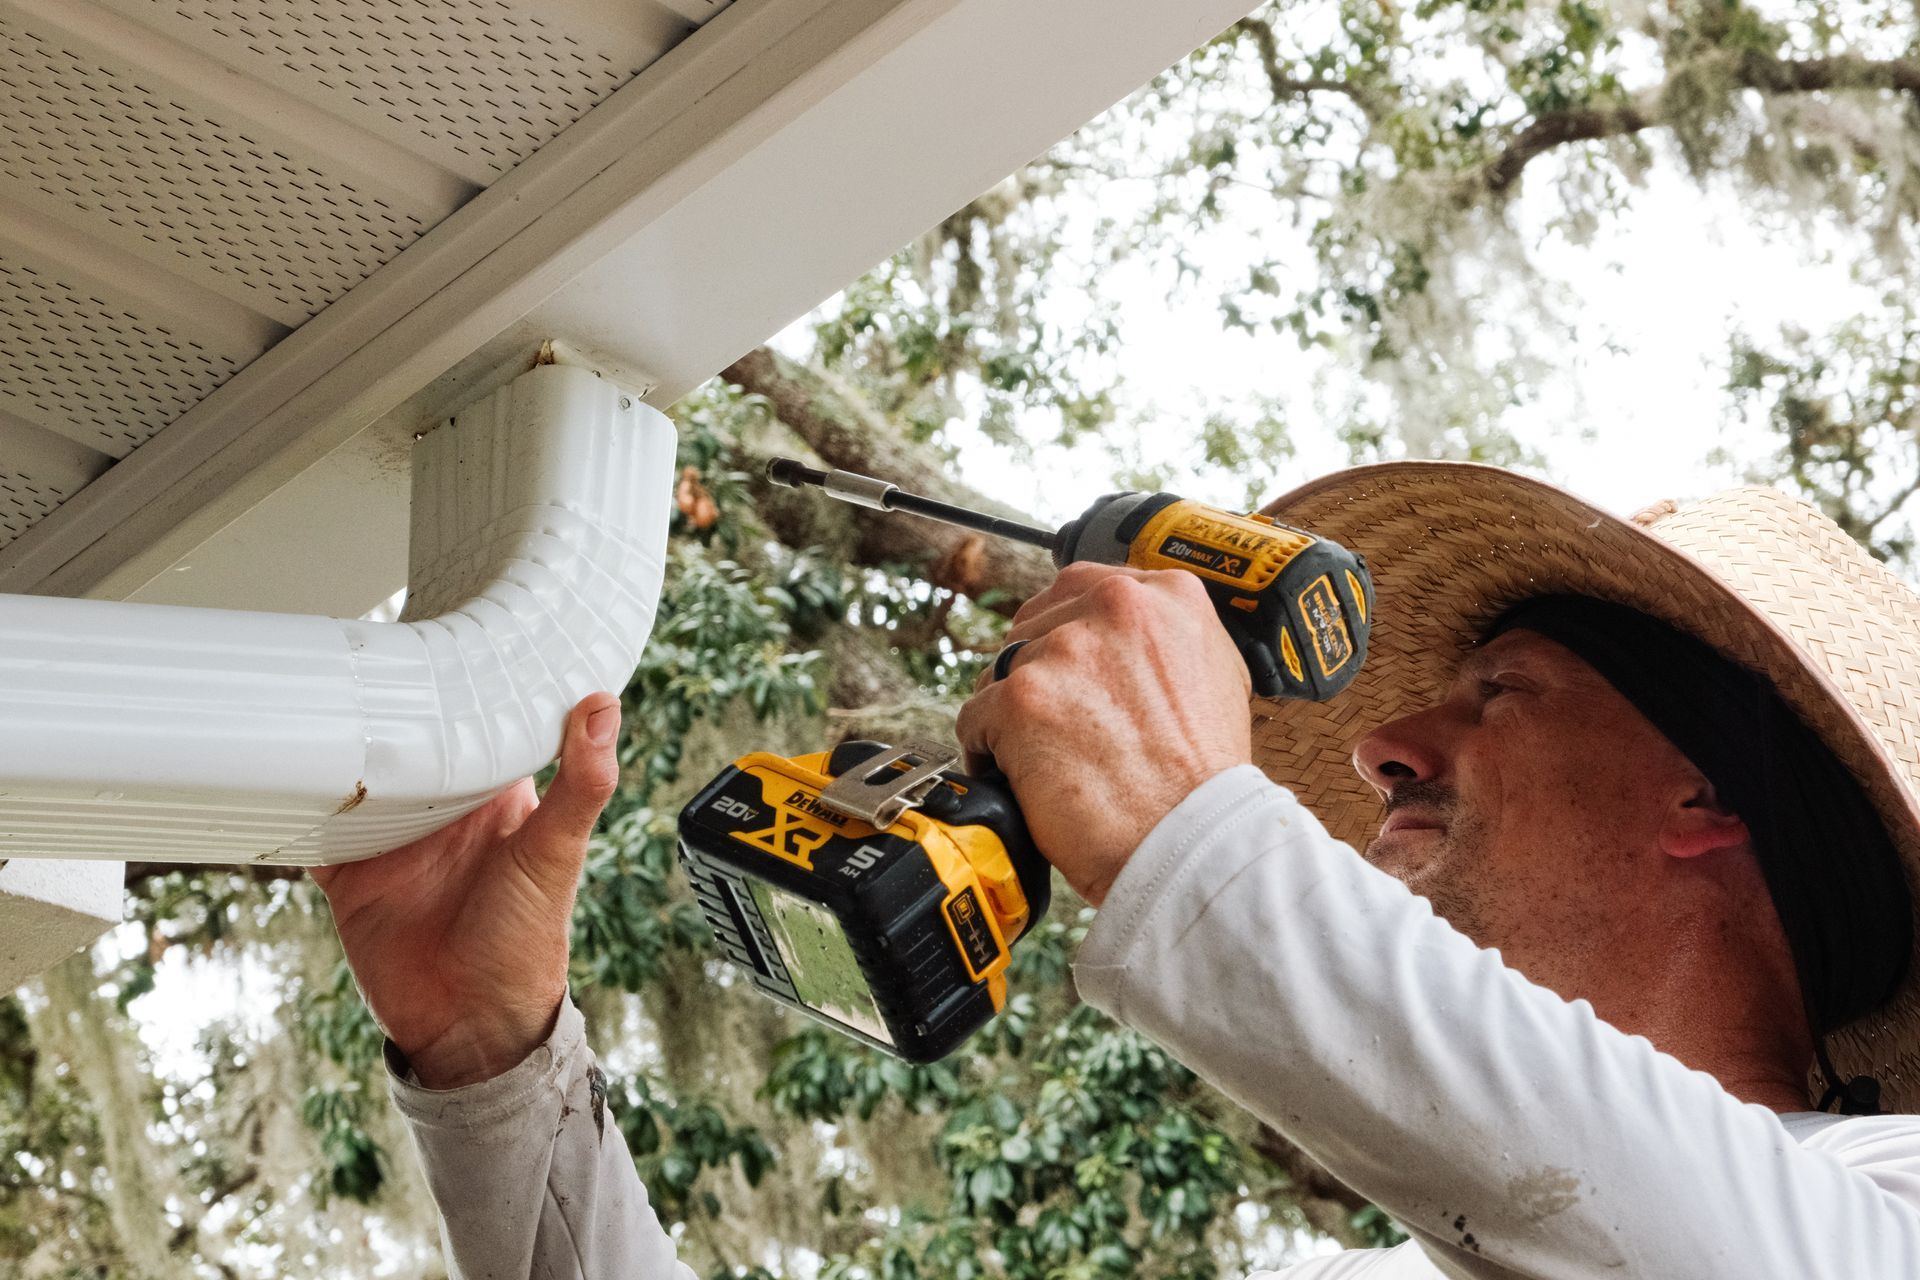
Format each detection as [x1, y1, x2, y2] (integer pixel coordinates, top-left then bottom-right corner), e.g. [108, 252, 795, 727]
[818, 741, 962, 828]
[767, 457, 897, 511]
[766, 456, 1059, 550]
[822, 468, 898, 511]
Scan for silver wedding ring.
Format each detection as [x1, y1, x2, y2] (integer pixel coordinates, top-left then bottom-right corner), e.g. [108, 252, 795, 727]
[991, 639, 1030, 682]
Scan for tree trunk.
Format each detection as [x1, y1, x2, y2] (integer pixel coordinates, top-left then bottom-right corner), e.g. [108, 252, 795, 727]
[1248, 1120, 1377, 1250]
[29, 950, 190, 1280]
[724, 346, 1055, 614]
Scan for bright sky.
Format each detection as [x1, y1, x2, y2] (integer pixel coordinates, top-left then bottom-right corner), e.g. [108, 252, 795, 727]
[826, 155, 1872, 529]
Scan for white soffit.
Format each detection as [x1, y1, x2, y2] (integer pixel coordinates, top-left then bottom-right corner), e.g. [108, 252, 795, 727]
[0, 858, 122, 993]
[1, 0, 1261, 614]
[0, 0, 725, 583]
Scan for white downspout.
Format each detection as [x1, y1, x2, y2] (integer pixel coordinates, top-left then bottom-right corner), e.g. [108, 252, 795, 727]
[0, 361, 674, 873]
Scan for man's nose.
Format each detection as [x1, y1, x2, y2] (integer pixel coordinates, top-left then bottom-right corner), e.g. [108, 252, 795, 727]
[1352, 709, 1450, 798]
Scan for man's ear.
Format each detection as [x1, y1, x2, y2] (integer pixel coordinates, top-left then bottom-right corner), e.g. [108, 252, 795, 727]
[1659, 779, 1750, 860]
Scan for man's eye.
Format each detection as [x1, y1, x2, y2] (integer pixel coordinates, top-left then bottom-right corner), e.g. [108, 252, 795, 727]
[1478, 679, 1509, 700]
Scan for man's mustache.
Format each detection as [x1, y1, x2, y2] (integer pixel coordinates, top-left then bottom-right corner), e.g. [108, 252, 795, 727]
[1383, 780, 1457, 823]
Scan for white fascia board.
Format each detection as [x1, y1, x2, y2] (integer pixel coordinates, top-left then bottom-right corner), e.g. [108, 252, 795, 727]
[1, 0, 1259, 611]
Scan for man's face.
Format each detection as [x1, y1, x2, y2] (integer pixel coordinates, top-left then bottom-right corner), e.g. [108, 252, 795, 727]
[1350, 628, 1707, 981]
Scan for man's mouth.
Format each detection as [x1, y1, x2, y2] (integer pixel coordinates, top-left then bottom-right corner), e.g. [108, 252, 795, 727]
[1379, 809, 1445, 836]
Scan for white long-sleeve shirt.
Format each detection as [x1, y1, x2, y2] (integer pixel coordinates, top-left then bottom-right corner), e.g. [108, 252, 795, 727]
[388, 767, 1920, 1278]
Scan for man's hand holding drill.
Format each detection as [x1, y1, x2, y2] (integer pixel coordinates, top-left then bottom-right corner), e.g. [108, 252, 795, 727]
[955, 562, 1253, 906]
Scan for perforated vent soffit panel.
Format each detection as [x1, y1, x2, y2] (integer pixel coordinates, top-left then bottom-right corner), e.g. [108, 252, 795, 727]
[0, 0, 729, 551]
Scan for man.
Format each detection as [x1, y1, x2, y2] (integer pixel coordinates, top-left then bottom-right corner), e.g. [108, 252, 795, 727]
[317, 463, 1920, 1276]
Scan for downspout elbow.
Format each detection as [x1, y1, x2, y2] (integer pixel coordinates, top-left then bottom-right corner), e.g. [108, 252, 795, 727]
[0, 362, 674, 866]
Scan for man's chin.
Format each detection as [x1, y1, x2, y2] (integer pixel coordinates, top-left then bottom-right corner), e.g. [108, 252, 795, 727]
[1362, 827, 1446, 881]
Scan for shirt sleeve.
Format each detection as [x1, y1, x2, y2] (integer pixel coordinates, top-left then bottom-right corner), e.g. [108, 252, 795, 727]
[385, 997, 696, 1280]
[1073, 765, 1920, 1279]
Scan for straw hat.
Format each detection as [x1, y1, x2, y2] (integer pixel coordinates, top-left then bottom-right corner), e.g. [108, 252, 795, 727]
[1250, 462, 1920, 1111]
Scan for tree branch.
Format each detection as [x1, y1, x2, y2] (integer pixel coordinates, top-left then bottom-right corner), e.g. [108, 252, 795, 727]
[1485, 101, 1655, 195]
[1739, 52, 1920, 98]
[1249, 1123, 1377, 1250]
[1865, 470, 1920, 534]
[721, 346, 1055, 616]
[125, 863, 306, 892]
[1484, 51, 1920, 195]
[1231, 16, 1387, 121]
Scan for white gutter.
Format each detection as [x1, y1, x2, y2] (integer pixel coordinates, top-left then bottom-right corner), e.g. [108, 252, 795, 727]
[0, 360, 673, 869]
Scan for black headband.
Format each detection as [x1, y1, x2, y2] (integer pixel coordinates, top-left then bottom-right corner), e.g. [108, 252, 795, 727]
[1488, 595, 1912, 1041]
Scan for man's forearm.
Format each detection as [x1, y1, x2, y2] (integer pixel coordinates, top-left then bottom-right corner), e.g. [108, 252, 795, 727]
[1074, 767, 1920, 1278]
[388, 997, 695, 1280]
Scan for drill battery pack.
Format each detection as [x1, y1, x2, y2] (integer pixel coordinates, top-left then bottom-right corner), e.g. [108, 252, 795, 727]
[676, 742, 1050, 1062]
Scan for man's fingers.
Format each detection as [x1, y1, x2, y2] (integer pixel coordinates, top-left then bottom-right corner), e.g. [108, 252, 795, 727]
[981, 566, 1172, 691]
[981, 567, 1136, 691]
[975, 629, 1046, 693]
[1009, 561, 1130, 626]
[1007, 563, 1164, 635]
[1003, 594, 1087, 648]
[516, 693, 622, 869]
[957, 631, 1065, 774]
[954, 678, 1007, 777]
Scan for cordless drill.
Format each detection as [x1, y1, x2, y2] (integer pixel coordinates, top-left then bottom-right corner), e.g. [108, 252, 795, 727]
[676, 464, 1374, 1059]
[766, 460, 1373, 700]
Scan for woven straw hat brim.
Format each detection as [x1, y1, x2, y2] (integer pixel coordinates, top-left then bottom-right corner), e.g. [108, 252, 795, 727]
[1252, 461, 1920, 1111]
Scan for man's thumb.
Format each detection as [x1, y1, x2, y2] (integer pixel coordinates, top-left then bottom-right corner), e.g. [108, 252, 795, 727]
[526, 694, 623, 849]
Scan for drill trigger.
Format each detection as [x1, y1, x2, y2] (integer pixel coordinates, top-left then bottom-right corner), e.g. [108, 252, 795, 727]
[1241, 638, 1285, 699]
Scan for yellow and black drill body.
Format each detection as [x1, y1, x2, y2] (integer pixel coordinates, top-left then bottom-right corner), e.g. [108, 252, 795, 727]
[1052, 491, 1372, 699]
[677, 465, 1374, 1060]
